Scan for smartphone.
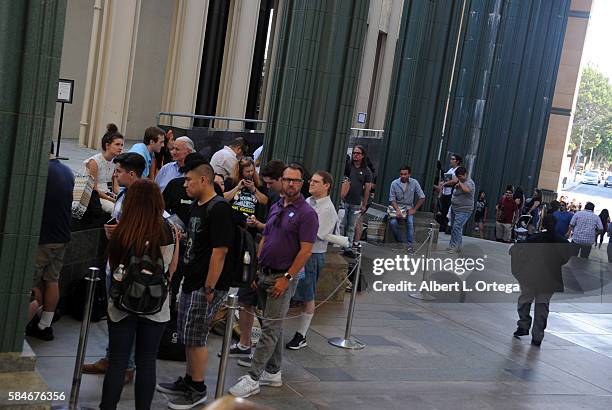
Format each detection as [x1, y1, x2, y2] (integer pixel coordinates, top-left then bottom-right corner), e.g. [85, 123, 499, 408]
[106, 217, 117, 225]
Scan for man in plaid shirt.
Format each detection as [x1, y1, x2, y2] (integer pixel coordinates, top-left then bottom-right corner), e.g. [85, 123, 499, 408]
[568, 202, 603, 259]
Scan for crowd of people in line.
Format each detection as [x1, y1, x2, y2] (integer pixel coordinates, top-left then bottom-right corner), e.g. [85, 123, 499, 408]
[26, 124, 612, 409]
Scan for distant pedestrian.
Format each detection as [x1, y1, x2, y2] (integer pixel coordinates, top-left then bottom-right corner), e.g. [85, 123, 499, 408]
[155, 136, 195, 192]
[607, 222, 612, 263]
[388, 165, 426, 253]
[447, 167, 475, 253]
[567, 202, 603, 258]
[474, 191, 488, 239]
[495, 188, 519, 243]
[437, 154, 462, 233]
[553, 201, 573, 239]
[525, 188, 543, 234]
[340, 145, 372, 251]
[597, 209, 610, 249]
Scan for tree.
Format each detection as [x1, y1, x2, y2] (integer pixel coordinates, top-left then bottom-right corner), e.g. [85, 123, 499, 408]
[568, 65, 612, 171]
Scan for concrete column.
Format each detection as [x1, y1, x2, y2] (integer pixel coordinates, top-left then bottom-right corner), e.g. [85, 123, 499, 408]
[83, 0, 142, 147]
[538, 0, 593, 191]
[264, 0, 370, 201]
[0, 0, 67, 352]
[216, 0, 261, 125]
[161, 0, 210, 129]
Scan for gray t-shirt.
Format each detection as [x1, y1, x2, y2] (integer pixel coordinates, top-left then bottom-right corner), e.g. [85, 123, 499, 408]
[451, 178, 475, 212]
[345, 165, 372, 205]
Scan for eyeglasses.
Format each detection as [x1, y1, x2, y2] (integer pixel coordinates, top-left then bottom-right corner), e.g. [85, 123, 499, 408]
[282, 177, 303, 184]
[353, 152, 363, 156]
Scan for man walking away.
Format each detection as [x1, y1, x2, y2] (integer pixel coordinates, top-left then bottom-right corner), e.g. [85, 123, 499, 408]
[388, 165, 425, 253]
[26, 142, 74, 341]
[511, 215, 571, 346]
[567, 202, 603, 258]
[447, 167, 475, 254]
[229, 164, 318, 398]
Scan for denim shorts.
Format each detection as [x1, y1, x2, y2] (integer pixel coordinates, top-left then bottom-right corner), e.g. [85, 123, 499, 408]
[293, 253, 325, 302]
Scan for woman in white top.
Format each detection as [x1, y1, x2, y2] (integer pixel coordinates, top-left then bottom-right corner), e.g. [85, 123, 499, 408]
[100, 179, 179, 410]
[84, 123, 124, 213]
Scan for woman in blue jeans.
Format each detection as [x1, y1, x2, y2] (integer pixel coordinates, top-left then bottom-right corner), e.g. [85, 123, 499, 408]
[100, 179, 179, 410]
[447, 167, 475, 253]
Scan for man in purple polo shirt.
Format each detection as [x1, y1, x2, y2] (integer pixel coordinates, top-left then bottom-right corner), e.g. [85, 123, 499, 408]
[230, 163, 318, 398]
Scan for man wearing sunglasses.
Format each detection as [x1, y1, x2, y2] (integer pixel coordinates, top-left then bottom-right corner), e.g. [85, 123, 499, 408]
[230, 163, 318, 398]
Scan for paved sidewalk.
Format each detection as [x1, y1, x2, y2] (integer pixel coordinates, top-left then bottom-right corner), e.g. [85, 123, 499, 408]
[26, 234, 612, 409]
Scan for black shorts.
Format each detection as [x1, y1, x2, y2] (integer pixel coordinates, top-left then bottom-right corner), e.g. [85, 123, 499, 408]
[237, 286, 258, 307]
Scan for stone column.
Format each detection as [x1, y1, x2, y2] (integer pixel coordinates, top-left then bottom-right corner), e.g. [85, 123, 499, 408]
[538, 0, 593, 191]
[216, 0, 262, 124]
[80, 0, 142, 147]
[264, 0, 370, 199]
[161, 0, 210, 129]
[0, 0, 67, 353]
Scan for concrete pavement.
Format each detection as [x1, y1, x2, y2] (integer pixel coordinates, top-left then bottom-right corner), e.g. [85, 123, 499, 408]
[26, 234, 612, 409]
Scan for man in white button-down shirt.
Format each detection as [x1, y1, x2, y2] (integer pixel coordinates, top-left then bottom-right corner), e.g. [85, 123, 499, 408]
[286, 171, 339, 350]
[210, 138, 245, 178]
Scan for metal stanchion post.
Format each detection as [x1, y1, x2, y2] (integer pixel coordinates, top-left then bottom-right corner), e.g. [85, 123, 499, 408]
[63, 267, 100, 410]
[215, 294, 239, 399]
[410, 223, 436, 301]
[329, 244, 366, 350]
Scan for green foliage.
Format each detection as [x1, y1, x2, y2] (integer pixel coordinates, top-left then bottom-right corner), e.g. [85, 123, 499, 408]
[569, 65, 612, 164]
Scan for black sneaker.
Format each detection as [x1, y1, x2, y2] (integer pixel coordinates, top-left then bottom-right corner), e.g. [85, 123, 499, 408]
[156, 377, 190, 395]
[237, 353, 253, 368]
[26, 322, 54, 341]
[168, 385, 207, 410]
[513, 328, 529, 339]
[286, 332, 307, 350]
[217, 342, 251, 358]
[531, 339, 542, 347]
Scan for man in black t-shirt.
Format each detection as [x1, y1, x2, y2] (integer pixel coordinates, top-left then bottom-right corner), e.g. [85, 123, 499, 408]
[157, 161, 233, 408]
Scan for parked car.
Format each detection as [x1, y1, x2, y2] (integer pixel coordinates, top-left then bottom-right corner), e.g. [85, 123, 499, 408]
[605, 175, 612, 188]
[581, 171, 600, 185]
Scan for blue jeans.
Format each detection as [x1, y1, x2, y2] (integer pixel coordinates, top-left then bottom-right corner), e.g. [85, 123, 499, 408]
[100, 315, 166, 410]
[341, 202, 361, 244]
[106, 266, 135, 369]
[389, 215, 414, 245]
[450, 209, 472, 248]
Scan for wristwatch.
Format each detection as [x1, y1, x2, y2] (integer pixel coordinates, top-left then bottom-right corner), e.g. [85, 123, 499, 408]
[204, 285, 214, 295]
[283, 272, 293, 281]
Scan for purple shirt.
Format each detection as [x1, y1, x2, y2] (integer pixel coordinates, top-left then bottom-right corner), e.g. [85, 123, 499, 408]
[259, 195, 318, 270]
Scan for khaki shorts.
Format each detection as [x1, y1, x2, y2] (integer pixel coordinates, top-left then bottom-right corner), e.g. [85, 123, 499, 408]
[32, 243, 67, 287]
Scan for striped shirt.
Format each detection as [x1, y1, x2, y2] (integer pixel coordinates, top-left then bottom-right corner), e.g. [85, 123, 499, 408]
[570, 210, 603, 245]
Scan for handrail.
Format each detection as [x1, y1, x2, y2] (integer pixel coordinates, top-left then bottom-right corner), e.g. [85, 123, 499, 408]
[157, 111, 266, 124]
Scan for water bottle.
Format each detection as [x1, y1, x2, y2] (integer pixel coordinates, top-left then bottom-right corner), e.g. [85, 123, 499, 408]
[113, 264, 125, 282]
[242, 251, 251, 282]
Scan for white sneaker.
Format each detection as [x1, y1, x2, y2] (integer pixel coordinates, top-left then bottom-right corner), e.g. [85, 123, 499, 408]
[229, 375, 260, 398]
[447, 247, 458, 254]
[260, 370, 282, 387]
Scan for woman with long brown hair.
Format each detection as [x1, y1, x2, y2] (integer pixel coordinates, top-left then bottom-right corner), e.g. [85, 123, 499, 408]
[100, 179, 179, 410]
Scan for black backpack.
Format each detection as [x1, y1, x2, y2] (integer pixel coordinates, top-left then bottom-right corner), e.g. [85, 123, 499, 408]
[204, 196, 258, 289]
[109, 248, 168, 315]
